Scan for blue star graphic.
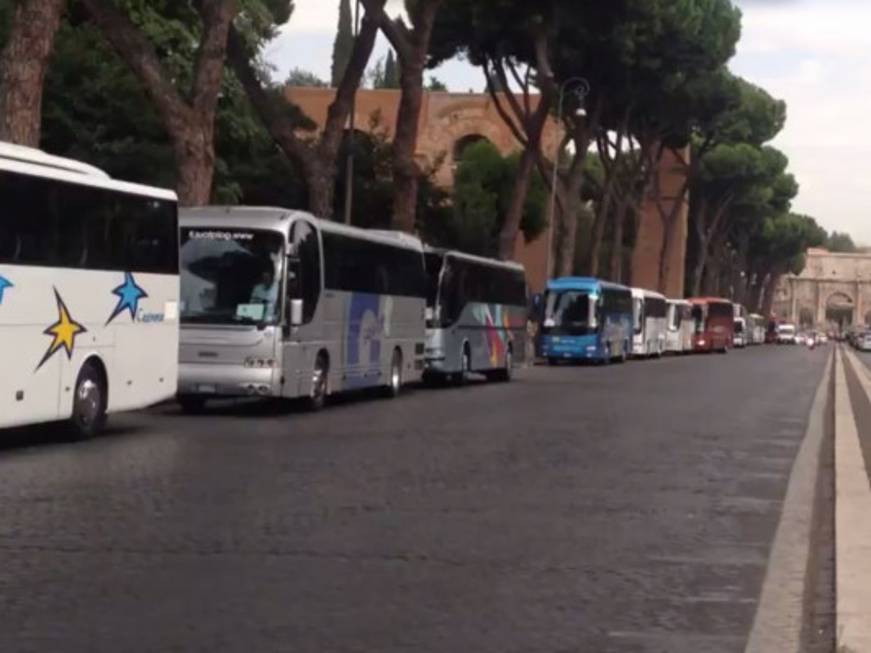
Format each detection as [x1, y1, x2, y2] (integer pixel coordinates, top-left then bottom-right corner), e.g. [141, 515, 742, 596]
[0, 275, 12, 305]
[106, 272, 148, 325]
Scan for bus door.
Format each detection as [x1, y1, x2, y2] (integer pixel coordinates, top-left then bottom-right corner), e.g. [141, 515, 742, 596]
[282, 218, 323, 398]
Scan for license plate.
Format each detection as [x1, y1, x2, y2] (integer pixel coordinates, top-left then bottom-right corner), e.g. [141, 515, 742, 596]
[197, 384, 217, 394]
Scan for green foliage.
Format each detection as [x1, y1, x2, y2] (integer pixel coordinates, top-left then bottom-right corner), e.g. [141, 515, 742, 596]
[334, 111, 450, 230]
[429, 140, 546, 256]
[330, 0, 353, 87]
[36, 6, 305, 205]
[285, 67, 327, 87]
[383, 49, 399, 89]
[426, 76, 447, 91]
[827, 231, 857, 253]
[367, 52, 400, 90]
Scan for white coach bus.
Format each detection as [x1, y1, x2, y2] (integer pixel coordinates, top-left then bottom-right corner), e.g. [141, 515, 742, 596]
[631, 287, 668, 357]
[423, 247, 527, 383]
[177, 207, 427, 411]
[0, 143, 180, 437]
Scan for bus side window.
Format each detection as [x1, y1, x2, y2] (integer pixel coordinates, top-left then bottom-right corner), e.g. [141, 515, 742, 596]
[289, 221, 321, 324]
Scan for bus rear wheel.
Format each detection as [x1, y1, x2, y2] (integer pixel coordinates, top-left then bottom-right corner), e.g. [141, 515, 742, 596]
[488, 347, 513, 382]
[69, 362, 106, 440]
[383, 349, 403, 398]
[455, 346, 472, 385]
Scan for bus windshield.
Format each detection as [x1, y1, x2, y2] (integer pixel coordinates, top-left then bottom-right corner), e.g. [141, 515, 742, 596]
[544, 290, 593, 336]
[180, 228, 285, 326]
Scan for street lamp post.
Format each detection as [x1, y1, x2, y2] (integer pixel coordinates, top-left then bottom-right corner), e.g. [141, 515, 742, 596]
[547, 77, 590, 281]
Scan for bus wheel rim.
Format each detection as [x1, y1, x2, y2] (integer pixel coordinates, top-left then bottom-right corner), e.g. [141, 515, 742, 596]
[76, 379, 100, 426]
[391, 356, 401, 390]
[312, 362, 326, 400]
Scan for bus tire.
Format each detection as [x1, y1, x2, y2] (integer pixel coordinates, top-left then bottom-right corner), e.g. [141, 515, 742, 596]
[547, 357, 559, 367]
[490, 346, 513, 382]
[383, 348, 403, 398]
[69, 361, 107, 439]
[307, 352, 329, 411]
[456, 345, 472, 385]
[178, 395, 207, 414]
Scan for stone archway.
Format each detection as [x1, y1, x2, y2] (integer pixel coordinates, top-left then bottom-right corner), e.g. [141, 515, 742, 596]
[826, 292, 854, 332]
[798, 307, 815, 328]
[452, 133, 491, 164]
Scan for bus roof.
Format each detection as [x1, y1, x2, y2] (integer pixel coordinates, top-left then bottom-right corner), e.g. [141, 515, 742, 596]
[180, 206, 425, 252]
[631, 287, 666, 301]
[687, 296, 733, 306]
[547, 276, 629, 292]
[424, 246, 525, 272]
[0, 141, 177, 201]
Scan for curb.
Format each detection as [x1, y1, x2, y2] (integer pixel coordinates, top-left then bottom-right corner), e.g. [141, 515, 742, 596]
[835, 348, 871, 652]
[744, 351, 832, 653]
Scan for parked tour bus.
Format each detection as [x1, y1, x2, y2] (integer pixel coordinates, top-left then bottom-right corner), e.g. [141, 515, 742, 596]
[0, 143, 180, 436]
[688, 297, 734, 353]
[539, 277, 633, 364]
[631, 288, 668, 357]
[733, 317, 747, 348]
[666, 299, 694, 354]
[749, 313, 766, 344]
[766, 318, 780, 343]
[423, 247, 527, 382]
[177, 207, 427, 411]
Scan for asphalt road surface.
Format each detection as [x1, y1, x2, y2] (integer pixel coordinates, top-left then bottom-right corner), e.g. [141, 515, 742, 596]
[0, 345, 831, 653]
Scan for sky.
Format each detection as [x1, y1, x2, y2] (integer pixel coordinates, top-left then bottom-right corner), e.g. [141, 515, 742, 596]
[267, 0, 870, 243]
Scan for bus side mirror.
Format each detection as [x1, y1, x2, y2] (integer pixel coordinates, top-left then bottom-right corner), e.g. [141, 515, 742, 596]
[289, 299, 303, 327]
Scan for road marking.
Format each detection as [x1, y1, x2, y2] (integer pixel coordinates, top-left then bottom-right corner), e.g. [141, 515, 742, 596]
[836, 348, 871, 651]
[745, 352, 832, 653]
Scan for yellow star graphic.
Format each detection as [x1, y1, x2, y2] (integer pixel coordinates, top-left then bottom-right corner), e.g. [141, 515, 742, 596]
[37, 289, 87, 370]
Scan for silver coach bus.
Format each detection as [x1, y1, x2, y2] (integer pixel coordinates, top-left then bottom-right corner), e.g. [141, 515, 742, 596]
[177, 207, 427, 411]
[423, 247, 527, 383]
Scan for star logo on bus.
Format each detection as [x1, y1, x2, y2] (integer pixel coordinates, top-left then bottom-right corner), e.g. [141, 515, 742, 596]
[37, 289, 87, 371]
[0, 275, 12, 305]
[106, 272, 148, 325]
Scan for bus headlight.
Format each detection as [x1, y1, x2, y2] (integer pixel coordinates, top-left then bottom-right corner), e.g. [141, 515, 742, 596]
[698, 339, 706, 346]
[244, 357, 277, 369]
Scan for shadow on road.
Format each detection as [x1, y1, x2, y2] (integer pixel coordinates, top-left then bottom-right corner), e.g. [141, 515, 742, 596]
[0, 420, 147, 453]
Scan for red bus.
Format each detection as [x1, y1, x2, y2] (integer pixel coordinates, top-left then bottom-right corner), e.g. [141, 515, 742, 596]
[687, 297, 734, 353]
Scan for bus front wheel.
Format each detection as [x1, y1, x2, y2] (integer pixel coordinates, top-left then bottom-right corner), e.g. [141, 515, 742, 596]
[307, 353, 329, 411]
[69, 362, 107, 439]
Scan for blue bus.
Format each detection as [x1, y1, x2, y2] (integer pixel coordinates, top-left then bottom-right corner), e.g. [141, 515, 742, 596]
[539, 277, 633, 364]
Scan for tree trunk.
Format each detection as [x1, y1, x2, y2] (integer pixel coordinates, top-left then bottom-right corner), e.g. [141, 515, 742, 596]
[761, 272, 781, 316]
[499, 145, 539, 260]
[608, 198, 629, 282]
[587, 182, 615, 277]
[0, 0, 67, 146]
[555, 190, 580, 278]
[391, 58, 425, 233]
[174, 123, 215, 205]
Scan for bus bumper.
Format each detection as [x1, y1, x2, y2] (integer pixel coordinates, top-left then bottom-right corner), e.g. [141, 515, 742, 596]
[539, 335, 604, 361]
[178, 363, 279, 398]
